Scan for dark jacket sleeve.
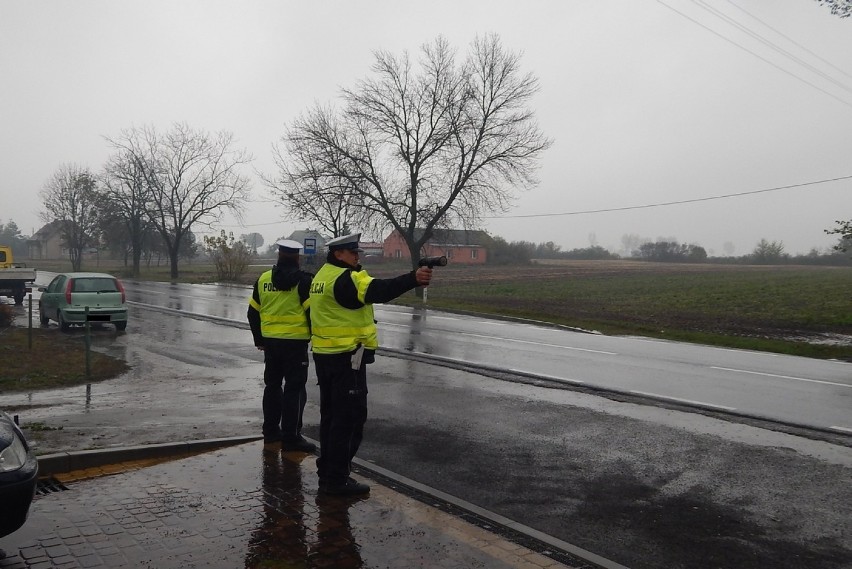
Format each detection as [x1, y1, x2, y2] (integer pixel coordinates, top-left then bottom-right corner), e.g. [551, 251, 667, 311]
[298, 271, 313, 327]
[298, 271, 313, 304]
[364, 271, 420, 304]
[332, 268, 419, 308]
[247, 279, 263, 347]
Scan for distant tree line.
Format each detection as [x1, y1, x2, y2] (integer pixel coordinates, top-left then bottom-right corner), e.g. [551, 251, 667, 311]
[486, 237, 631, 265]
[484, 233, 851, 266]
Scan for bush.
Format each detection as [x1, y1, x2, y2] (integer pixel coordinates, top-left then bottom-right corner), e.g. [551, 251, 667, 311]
[203, 231, 254, 282]
[635, 241, 707, 263]
[486, 236, 534, 265]
[0, 303, 14, 328]
[562, 246, 620, 260]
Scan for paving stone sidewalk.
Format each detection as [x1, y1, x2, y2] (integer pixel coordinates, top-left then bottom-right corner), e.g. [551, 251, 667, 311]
[0, 441, 577, 569]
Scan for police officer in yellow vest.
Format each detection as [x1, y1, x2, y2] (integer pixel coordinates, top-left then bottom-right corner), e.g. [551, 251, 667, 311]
[248, 239, 316, 451]
[311, 233, 433, 495]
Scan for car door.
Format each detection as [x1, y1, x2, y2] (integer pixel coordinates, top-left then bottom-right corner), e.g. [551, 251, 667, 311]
[41, 275, 66, 317]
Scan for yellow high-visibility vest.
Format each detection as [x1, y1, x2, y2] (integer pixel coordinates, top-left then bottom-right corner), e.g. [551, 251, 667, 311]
[309, 263, 377, 354]
[250, 270, 310, 340]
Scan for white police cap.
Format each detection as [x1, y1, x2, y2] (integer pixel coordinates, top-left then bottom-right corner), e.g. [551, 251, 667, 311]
[276, 239, 304, 253]
[326, 233, 363, 252]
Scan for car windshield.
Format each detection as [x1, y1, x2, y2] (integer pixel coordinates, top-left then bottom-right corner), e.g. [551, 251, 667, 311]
[71, 278, 118, 293]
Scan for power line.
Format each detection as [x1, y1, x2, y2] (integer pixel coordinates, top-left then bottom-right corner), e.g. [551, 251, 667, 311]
[484, 174, 852, 219]
[655, 0, 852, 109]
[721, 0, 852, 82]
[692, 0, 852, 96]
[214, 175, 852, 225]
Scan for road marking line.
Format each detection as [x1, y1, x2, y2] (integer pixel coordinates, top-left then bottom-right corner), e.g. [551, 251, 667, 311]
[830, 426, 852, 434]
[629, 390, 737, 411]
[710, 367, 851, 388]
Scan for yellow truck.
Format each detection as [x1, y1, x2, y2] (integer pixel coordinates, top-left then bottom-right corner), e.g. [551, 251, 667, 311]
[0, 245, 37, 305]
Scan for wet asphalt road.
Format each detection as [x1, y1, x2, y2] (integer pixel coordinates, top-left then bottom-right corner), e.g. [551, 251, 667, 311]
[123, 278, 852, 432]
[2, 294, 851, 568]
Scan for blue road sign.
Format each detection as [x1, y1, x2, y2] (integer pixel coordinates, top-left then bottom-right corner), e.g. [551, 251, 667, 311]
[304, 238, 316, 255]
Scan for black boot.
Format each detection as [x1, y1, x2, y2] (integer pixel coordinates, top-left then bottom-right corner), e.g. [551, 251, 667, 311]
[320, 477, 370, 496]
[281, 435, 316, 452]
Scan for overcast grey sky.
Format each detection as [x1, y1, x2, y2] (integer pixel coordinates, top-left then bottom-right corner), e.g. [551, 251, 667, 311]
[1, 0, 850, 256]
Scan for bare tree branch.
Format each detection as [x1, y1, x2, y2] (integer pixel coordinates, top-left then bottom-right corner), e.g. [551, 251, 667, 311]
[106, 123, 253, 278]
[814, 0, 851, 18]
[267, 34, 552, 264]
[100, 143, 156, 276]
[39, 164, 101, 271]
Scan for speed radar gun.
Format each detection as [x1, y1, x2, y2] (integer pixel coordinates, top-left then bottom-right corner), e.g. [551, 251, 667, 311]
[418, 255, 448, 268]
[417, 256, 446, 303]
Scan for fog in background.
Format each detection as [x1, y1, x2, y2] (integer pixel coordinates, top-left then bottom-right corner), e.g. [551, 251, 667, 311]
[1, 0, 850, 256]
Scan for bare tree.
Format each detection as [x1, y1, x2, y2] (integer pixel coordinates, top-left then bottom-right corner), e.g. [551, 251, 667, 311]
[100, 145, 154, 277]
[107, 123, 253, 279]
[751, 238, 787, 264]
[39, 164, 101, 271]
[269, 34, 552, 266]
[267, 125, 371, 238]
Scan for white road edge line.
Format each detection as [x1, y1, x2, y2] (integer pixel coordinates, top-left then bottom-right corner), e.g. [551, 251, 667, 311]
[829, 426, 852, 434]
[711, 366, 851, 388]
[629, 390, 737, 411]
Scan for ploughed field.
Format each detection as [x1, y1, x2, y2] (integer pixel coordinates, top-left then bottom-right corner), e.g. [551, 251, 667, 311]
[370, 259, 852, 360]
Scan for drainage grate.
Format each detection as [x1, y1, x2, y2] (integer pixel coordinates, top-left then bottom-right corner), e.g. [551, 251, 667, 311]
[36, 477, 69, 496]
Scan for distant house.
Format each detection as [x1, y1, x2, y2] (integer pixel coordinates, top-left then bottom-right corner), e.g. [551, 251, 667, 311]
[383, 228, 490, 265]
[27, 221, 64, 260]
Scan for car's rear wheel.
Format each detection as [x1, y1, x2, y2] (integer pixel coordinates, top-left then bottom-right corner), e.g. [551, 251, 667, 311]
[58, 311, 70, 331]
[115, 321, 127, 332]
[39, 303, 50, 326]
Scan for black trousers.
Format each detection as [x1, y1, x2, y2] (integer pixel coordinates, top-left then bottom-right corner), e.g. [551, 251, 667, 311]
[313, 352, 368, 486]
[262, 339, 309, 440]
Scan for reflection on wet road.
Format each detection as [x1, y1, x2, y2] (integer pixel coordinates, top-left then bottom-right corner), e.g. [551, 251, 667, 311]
[0, 442, 559, 569]
[247, 451, 365, 568]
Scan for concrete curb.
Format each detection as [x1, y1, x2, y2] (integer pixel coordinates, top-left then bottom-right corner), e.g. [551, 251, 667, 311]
[35, 435, 263, 477]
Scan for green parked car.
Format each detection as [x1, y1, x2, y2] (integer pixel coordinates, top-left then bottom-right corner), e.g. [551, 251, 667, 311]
[38, 272, 128, 331]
